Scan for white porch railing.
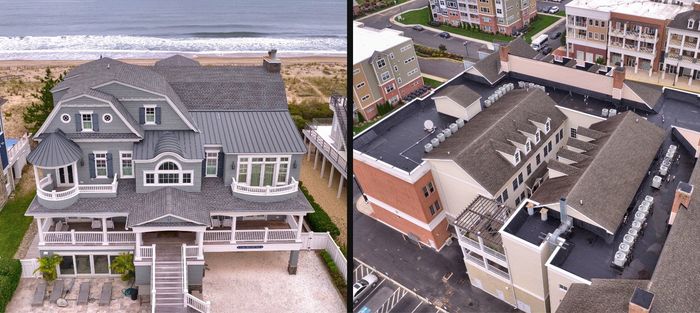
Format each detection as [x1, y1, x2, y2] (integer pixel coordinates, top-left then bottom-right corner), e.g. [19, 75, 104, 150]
[151, 244, 156, 313]
[184, 245, 200, 259]
[186, 294, 211, 313]
[203, 229, 298, 243]
[42, 230, 135, 245]
[231, 177, 298, 196]
[7, 133, 30, 165]
[182, 244, 210, 313]
[36, 175, 118, 201]
[140, 246, 154, 259]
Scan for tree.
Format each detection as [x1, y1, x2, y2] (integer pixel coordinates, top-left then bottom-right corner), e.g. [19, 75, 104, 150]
[595, 56, 606, 65]
[34, 255, 62, 283]
[110, 253, 135, 282]
[23, 68, 64, 134]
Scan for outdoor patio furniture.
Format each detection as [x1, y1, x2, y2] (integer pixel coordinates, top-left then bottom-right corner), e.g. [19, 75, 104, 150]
[99, 282, 112, 306]
[55, 221, 65, 231]
[63, 278, 75, 298]
[78, 282, 90, 305]
[212, 219, 221, 228]
[49, 279, 64, 304]
[91, 219, 101, 229]
[106, 219, 114, 229]
[223, 218, 233, 227]
[31, 281, 47, 307]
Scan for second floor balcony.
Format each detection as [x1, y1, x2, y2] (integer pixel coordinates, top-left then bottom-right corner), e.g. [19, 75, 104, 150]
[36, 173, 118, 202]
[231, 177, 299, 197]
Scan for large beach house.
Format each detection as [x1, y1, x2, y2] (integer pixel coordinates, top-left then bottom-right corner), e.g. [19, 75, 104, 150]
[24, 54, 314, 310]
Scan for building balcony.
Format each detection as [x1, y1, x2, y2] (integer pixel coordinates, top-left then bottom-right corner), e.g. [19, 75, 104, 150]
[669, 38, 682, 47]
[684, 41, 698, 49]
[231, 177, 299, 197]
[36, 174, 118, 202]
[38, 218, 134, 246]
[456, 229, 507, 262]
[203, 216, 302, 244]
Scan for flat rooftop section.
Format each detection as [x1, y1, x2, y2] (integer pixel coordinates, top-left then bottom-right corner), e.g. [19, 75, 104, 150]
[566, 0, 690, 19]
[549, 140, 696, 280]
[503, 206, 560, 246]
[353, 21, 411, 64]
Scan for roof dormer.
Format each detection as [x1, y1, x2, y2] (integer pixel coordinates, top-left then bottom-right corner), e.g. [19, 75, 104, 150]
[689, 19, 695, 29]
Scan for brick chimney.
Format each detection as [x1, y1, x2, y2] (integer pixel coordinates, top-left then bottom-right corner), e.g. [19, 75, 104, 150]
[499, 44, 511, 72]
[670, 181, 693, 225]
[629, 288, 654, 313]
[694, 1, 700, 11]
[263, 49, 281, 73]
[612, 66, 625, 100]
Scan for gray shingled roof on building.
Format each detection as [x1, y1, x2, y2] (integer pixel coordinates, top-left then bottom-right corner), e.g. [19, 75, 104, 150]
[471, 51, 505, 84]
[26, 179, 314, 219]
[153, 66, 288, 111]
[508, 37, 539, 59]
[548, 159, 580, 176]
[567, 137, 597, 151]
[576, 126, 605, 140]
[128, 186, 211, 227]
[532, 112, 665, 234]
[557, 148, 589, 163]
[668, 9, 700, 30]
[624, 80, 664, 109]
[556, 279, 650, 313]
[190, 111, 306, 154]
[36, 132, 142, 141]
[424, 89, 567, 195]
[27, 130, 83, 167]
[133, 131, 203, 160]
[431, 84, 482, 108]
[154, 55, 201, 67]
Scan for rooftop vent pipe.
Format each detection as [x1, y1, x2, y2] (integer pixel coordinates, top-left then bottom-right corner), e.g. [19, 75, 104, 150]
[547, 197, 573, 245]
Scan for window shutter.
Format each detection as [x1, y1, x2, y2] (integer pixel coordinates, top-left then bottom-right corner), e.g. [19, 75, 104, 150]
[201, 159, 206, 178]
[139, 108, 145, 124]
[92, 113, 99, 131]
[74, 114, 81, 131]
[217, 151, 224, 178]
[88, 153, 96, 178]
[106, 153, 113, 178]
[155, 107, 162, 125]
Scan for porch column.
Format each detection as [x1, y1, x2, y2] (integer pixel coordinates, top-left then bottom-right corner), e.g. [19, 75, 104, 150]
[634, 57, 639, 74]
[287, 250, 300, 275]
[320, 157, 326, 178]
[135, 232, 143, 261]
[689, 70, 694, 86]
[33, 167, 40, 187]
[307, 142, 313, 161]
[72, 162, 79, 186]
[296, 215, 304, 241]
[102, 217, 108, 245]
[662, 64, 666, 80]
[229, 216, 237, 244]
[196, 231, 204, 260]
[313, 148, 320, 169]
[675, 68, 680, 84]
[337, 177, 344, 199]
[327, 166, 334, 187]
[37, 218, 45, 245]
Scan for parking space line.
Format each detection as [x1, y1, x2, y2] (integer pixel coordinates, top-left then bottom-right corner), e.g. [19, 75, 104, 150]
[354, 278, 387, 310]
[409, 303, 423, 313]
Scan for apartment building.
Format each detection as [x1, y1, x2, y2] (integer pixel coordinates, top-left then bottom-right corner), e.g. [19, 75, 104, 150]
[352, 22, 425, 120]
[565, 0, 688, 74]
[663, 3, 700, 86]
[23, 54, 314, 311]
[429, 0, 537, 34]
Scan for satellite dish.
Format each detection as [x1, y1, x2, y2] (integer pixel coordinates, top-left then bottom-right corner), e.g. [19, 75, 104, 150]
[424, 120, 434, 130]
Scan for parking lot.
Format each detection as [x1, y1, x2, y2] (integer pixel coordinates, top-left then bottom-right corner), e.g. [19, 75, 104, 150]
[353, 260, 447, 313]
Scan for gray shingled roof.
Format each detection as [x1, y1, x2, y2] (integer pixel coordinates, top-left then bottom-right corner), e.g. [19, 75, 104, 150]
[129, 186, 211, 227]
[508, 37, 539, 59]
[532, 112, 665, 234]
[80, 88, 143, 137]
[190, 111, 306, 154]
[154, 55, 201, 67]
[556, 279, 650, 313]
[557, 148, 589, 163]
[431, 84, 482, 108]
[27, 130, 83, 167]
[36, 132, 142, 141]
[133, 131, 203, 160]
[668, 9, 700, 31]
[153, 66, 288, 111]
[624, 80, 664, 109]
[26, 179, 314, 219]
[471, 51, 505, 84]
[424, 89, 567, 195]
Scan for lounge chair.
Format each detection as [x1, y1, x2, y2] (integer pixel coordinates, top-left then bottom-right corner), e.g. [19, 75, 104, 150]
[99, 282, 112, 306]
[49, 279, 64, 304]
[31, 281, 46, 307]
[106, 219, 114, 229]
[222, 218, 232, 227]
[91, 219, 101, 229]
[78, 282, 90, 305]
[211, 219, 221, 228]
[55, 221, 64, 231]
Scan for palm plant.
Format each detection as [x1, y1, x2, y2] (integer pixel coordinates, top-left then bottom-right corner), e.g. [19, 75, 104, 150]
[110, 253, 135, 282]
[33, 255, 62, 282]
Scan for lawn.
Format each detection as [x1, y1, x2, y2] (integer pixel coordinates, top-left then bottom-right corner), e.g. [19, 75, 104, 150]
[0, 186, 35, 259]
[355, 0, 410, 19]
[423, 76, 444, 88]
[524, 14, 562, 43]
[398, 7, 513, 42]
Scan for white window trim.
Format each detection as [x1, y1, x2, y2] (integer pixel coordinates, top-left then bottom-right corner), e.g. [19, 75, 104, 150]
[119, 151, 134, 178]
[380, 71, 391, 82]
[535, 130, 541, 143]
[143, 159, 194, 186]
[80, 111, 94, 132]
[525, 139, 532, 153]
[61, 114, 71, 124]
[356, 81, 366, 89]
[544, 119, 551, 133]
[236, 155, 292, 187]
[144, 105, 157, 125]
[93, 151, 108, 179]
[514, 150, 521, 164]
[102, 113, 113, 123]
[205, 150, 219, 177]
[376, 58, 386, 69]
[57, 252, 124, 277]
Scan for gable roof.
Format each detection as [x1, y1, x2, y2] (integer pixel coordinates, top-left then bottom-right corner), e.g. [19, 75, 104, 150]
[424, 88, 567, 195]
[668, 9, 700, 31]
[556, 279, 650, 313]
[532, 112, 665, 235]
[154, 55, 201, 67]
[27, 130, 83, 167]
[431, 84, 482, 108]
[133, 131, 204, 160]
[508, 37, 539, 59]
[128, 187, 211, 227]
[471, 51, 505, 84]
[624, 80, 664, 110]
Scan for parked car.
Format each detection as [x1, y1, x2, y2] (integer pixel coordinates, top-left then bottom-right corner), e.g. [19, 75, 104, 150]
[412, 25, 424, 31]
[542, 46, 553, 54]
[549, 6, 560, 14]
[550, 31, 562, 39]
[439, 31, 451, 38]
[353, 274, 379, 304]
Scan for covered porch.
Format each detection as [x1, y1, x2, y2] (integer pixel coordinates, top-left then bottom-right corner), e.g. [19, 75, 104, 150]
[203, 214, 305, 245]
[36, 215, 134, 246]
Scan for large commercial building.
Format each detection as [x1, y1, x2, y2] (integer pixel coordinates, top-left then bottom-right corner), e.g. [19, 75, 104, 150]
[663, 3, 700, 86]
[352, 22, 425, 120]
[429, 0, 537, 35]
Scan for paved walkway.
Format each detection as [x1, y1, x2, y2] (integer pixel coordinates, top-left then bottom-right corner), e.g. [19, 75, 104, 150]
[300, 157, 347, 244]
[201, 251, 345, 313]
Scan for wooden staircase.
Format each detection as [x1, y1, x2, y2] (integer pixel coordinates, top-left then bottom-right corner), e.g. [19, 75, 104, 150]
[153, 244, 186, 313]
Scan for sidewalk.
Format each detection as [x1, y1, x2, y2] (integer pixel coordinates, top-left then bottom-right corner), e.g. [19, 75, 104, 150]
[391, 7, 495, 50]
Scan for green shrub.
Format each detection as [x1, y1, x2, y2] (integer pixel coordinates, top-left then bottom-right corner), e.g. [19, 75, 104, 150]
[300, 183, 341, 239]
[288, 99, 334, 131]
[320, 251, 347, 300]
[34, 255, 62, 282]
[0, 258, 21, 313]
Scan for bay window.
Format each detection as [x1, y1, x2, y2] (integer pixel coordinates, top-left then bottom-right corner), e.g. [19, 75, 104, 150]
[237, 156, 291, 187]
[143, 160, 194, 186]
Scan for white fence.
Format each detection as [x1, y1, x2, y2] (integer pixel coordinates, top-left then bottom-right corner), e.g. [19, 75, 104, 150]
[20, 259, 39, 278]
[301, 232, 347, 281]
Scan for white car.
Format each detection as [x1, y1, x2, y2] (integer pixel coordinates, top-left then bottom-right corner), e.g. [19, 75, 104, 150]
[549, 6, 560, 14]
[352, 273, 378, 304]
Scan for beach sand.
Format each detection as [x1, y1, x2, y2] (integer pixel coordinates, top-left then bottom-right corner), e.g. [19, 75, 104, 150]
[0, 55, 347, 138]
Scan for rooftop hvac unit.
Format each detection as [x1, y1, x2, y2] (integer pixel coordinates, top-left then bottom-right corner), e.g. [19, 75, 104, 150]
[449, 123, 458, 133]
[613, 251, 628, 267]
[508, 83, 515, 90]
[456, 118, 465, 128]
[424, 143, 434, 153]
[618, 242, 631, 253]
[652, 175, 662, 189]
[627, 228, 639, 238]
[431, 138, 440, 147]
[437, 133, 446, 142]
[638, 203, 650, 214]
[623, 234, 635, 245]
[488, 95, 495, 102]
[484, 99, 492, 107]
[609, 109, 617, 116]
[539, 86, 546, 92]
[634, 211, 647, 221]
[644, 195, 654, 205]
[602, 108, 609, 117]
[528, 82, 535, 89]
[631, 220, 643, 231]
[518, 81, 525, 88]
[443, 128, 452, 137]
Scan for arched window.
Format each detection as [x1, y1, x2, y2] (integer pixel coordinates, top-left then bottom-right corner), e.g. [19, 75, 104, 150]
[144, 160, 193, 186]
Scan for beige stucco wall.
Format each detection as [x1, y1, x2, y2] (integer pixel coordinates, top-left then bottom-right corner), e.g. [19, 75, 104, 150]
[465, 260, 517, 306]
[509, 55, 614, 96]
[434, 97, 481, 120]
[501, 231, 554, 307]
[514, 285, 549, 313]
[546, 257, 591, 313]
[427, 159, 490, 219]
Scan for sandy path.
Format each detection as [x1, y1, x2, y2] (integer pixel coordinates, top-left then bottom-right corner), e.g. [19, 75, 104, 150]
[300, 157, 347, 245]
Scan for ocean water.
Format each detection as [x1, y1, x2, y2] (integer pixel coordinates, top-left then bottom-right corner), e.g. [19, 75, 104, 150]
[0, 0, 347, 60]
